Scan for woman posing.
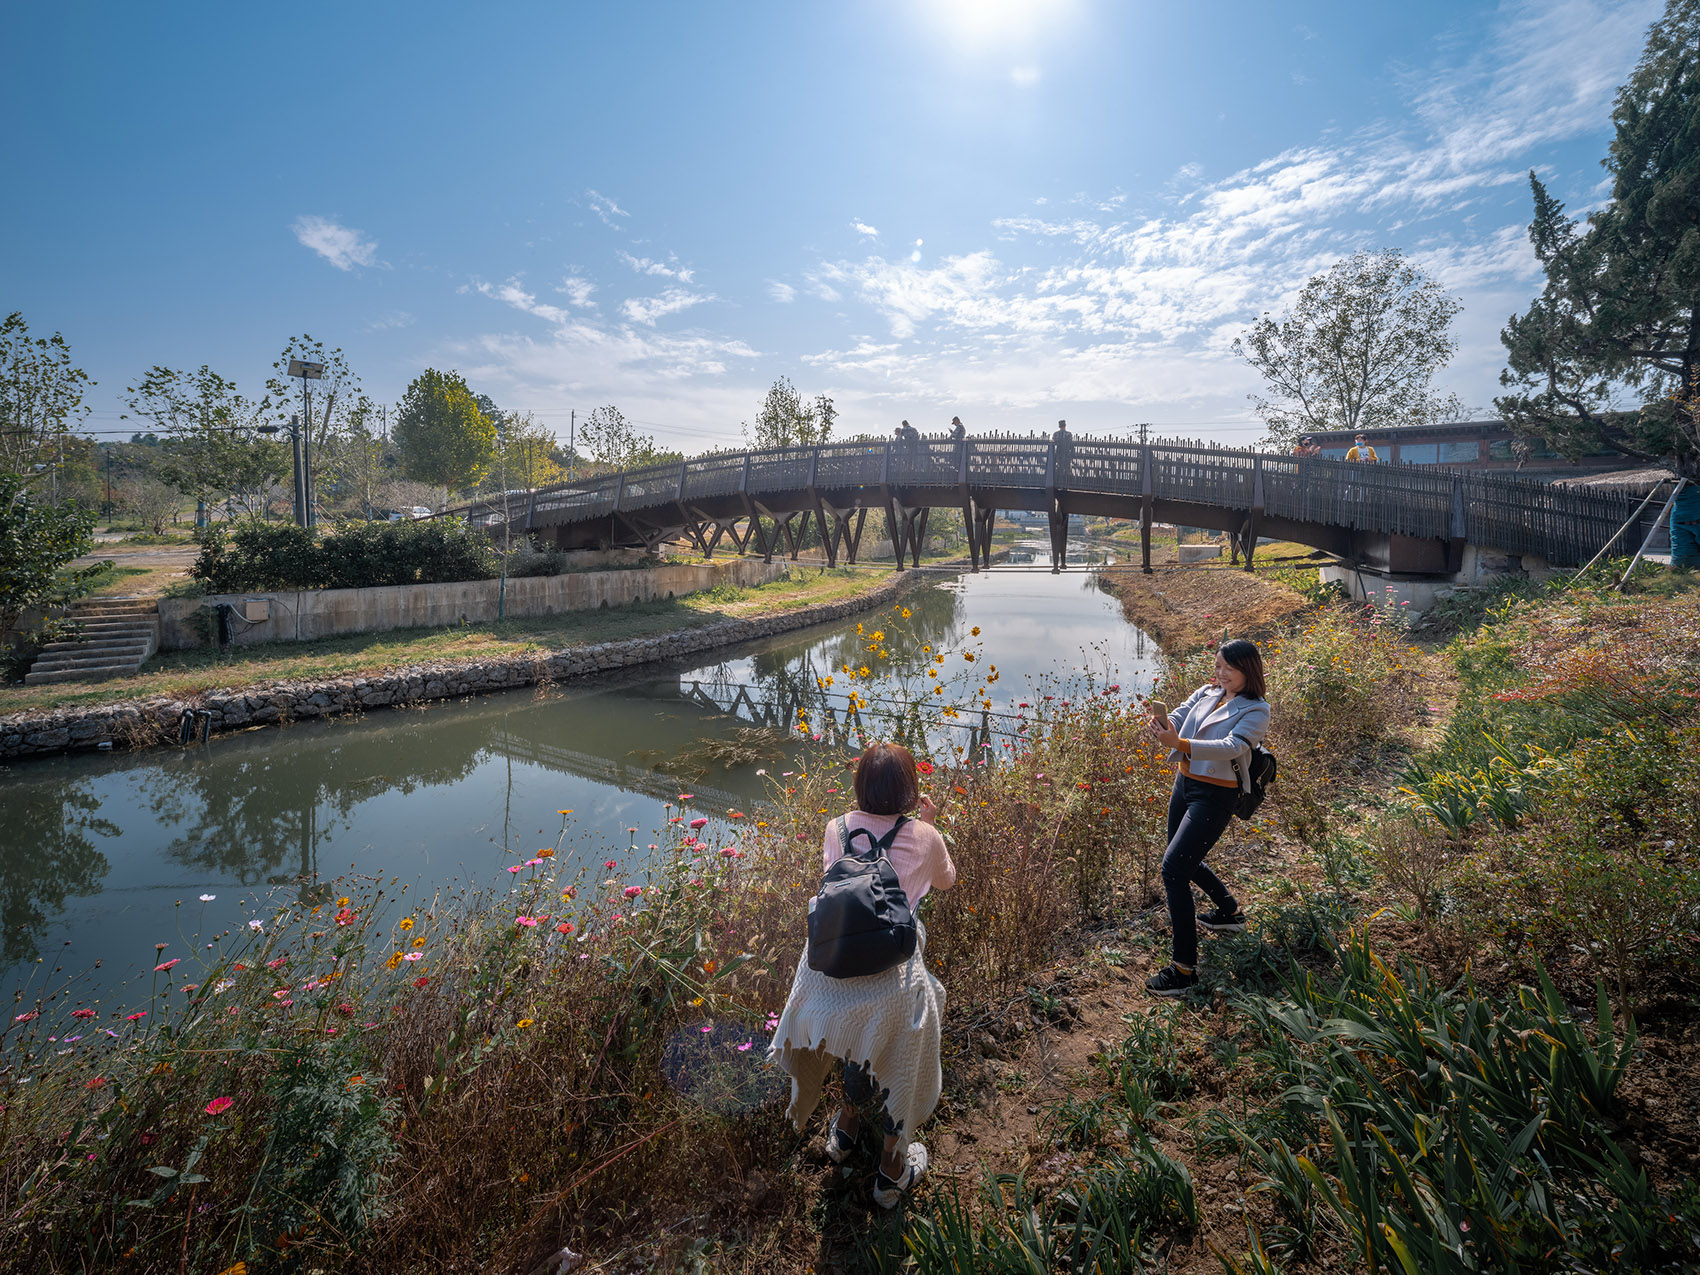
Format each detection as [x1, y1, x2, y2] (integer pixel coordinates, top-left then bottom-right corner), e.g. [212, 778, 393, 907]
[769, 742, 958, 1208]
[1144, 640, 1270, 997]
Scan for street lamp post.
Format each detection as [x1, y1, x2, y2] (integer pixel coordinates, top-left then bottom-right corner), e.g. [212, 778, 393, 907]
[288, 359, 324, 528]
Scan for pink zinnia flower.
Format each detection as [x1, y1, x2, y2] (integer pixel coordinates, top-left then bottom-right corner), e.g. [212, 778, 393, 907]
[689, 817, 708, 829]
[623, 886, 642, 898]
[71, 1009, 96, 1019]
[12, 1011, 37, 1023]
[125, 1011, 147, 1021]
[403, 952, 423, 962]
[205, 1096, 233, 1115]
[154, 959, 180, 972]
[605, 859, 618, 869]
[515, 916, 539, 927]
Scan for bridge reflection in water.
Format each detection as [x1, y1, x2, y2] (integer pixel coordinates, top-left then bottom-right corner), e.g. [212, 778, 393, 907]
[448, 434, 1659, 577]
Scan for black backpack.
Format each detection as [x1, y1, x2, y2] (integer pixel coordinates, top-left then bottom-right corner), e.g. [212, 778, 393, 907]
[806, 816, 918, 979]
[1233, 745, 1279, 820]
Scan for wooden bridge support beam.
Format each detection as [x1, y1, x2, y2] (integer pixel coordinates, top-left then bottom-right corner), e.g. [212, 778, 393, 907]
[972, 501, 996, 571]
[886, 498, 927, 570]
[1047, 503, 1068, 573]
[1140, 495, 1153, 574]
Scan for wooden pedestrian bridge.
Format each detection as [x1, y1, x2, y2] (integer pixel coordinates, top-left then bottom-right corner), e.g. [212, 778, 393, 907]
[441, 434, 1656, 582]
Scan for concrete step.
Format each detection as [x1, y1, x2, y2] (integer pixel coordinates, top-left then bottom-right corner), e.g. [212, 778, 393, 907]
[39, 638, 154, 655]
[24, 663, 141, 685]
[68, 612, 158, 625]
[31, 644, 150, 662]
[57, 622, 159, 638]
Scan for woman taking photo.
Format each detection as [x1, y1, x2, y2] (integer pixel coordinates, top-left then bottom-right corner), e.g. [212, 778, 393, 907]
[769, 742, 957, 1208]
[1144, 639, 1269, 997]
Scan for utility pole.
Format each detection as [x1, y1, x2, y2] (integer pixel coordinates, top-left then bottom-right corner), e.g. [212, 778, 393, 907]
[1138, 421, 1150, 446]
[104, 448, 113, 517]
[569, 409, 575, 481]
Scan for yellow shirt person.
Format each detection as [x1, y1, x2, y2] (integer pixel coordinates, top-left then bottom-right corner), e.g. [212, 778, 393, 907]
[1345, 435, 1379, 462]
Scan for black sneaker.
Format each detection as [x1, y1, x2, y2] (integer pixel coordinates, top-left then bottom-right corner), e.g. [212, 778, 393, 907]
[1199, 904, 1248, 933]
[1145, 965, 1198, 997]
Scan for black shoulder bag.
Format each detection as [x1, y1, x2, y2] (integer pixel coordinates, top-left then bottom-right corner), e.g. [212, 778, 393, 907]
[806, 815, 918, 979]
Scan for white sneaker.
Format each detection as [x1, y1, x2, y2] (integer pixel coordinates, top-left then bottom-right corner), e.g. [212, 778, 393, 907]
[872, 1141, 929, 1209]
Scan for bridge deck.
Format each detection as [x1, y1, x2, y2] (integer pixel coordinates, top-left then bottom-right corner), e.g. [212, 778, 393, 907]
[442, 436, 1655, 574]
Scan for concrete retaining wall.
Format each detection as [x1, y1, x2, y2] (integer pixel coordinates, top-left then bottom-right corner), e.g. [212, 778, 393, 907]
[157, 558, 785, 651]
[1321, 544, 1557, 613]
[0, 567, 933, 762]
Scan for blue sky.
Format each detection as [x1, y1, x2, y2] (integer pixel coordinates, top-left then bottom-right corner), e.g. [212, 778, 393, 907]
[1, 0, 1661, 453]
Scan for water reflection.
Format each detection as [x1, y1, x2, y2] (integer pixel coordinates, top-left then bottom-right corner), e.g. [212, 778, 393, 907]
[0, 781, 114, 965]
[1, 567, 1160, 992]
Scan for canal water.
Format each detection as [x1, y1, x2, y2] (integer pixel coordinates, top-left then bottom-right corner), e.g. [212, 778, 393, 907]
[1, 553, 1160, 1001]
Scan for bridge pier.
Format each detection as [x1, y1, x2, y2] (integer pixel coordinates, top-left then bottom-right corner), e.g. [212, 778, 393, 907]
[1047, 504, 1068, 572]
[1321, 544, 1559, 614]
[886, 499, 928, 570]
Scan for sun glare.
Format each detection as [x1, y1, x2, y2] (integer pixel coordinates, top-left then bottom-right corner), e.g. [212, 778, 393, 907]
[928, 0, 1076, 47]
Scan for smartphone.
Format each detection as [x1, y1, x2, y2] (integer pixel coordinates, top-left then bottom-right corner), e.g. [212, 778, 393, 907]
[1148, 699, 1169, 721]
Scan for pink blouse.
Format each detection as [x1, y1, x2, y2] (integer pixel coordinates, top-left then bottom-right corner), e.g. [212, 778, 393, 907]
[821, 811, 957, 907]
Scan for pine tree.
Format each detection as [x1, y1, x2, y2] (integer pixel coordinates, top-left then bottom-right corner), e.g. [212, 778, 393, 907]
[1496, 0, 1700, 477]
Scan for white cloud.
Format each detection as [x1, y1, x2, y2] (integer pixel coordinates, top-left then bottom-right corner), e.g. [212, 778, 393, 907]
[291, 215, 381, 270]
[619, 252, 696, 283]
[586, 189, 630, 229]
[851, 220, 880, 238]
[767, 280, 797, 303]
[621, 288, 712, 325]
[1011, 66, 1041, 87]
[367, 310, 413, 330]
[474, 277, 571, 325]
[555, 274, 598, 309]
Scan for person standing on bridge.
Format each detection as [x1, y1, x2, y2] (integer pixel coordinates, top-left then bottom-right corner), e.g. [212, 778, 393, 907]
[1143, 640, 1269, 997]
[1346, 433, 1379, 463]
[949, 416, 966, 441]
[770, 742, 957, 1208]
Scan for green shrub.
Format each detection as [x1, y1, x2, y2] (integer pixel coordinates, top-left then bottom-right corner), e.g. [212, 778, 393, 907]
[1451, 725, 1700, 1008]
[190, 518, 497, 594]
[1214, 931, 1696, 1272]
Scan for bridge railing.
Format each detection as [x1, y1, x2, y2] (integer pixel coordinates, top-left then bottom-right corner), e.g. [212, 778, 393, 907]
[813, 440, 887, 488]
[965, 437, 1050, 488]
[747, 447, 814, 496]
[440, 434, 1654, 570]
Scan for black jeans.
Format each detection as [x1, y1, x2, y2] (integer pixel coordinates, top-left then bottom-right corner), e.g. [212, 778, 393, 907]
[1161, 775, 1238, 969]
[844, 1060, 899, 1136]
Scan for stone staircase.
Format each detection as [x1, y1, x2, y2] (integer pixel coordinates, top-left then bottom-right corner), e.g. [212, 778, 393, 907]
[25, 597, 161, 685]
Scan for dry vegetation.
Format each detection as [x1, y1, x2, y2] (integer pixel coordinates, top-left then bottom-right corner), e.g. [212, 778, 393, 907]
[4, 569, 1697, 1273]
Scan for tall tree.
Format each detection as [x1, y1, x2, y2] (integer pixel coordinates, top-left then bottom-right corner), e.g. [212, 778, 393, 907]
[743, 376, 836, 449]
[479, 409, 565, 491]
[0, 473, 107, 652]
[1496, 0, 1700, 478]
[0, 312, 94, 497]
[1234, 250, 1464, 447]
[392, 369, 496, 497]
[123, 365, 288, 517]
[578, 405, 678, 470]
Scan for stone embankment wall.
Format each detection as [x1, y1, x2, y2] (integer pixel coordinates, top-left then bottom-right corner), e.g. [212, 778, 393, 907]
[158, 558, 784, 651]
[0, 569, 929, 763]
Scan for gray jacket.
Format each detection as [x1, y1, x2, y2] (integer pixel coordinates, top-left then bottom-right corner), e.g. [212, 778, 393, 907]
[1166, 684, 1270, 792]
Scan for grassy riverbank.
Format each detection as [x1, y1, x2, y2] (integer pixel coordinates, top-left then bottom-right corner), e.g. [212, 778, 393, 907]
[3, 571, 1697, 1273]
[0, 564, 907, 716]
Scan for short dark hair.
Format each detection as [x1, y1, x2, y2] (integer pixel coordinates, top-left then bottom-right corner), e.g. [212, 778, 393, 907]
[854, 742, 920, 816]
[1219, 639, 1267, 700]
